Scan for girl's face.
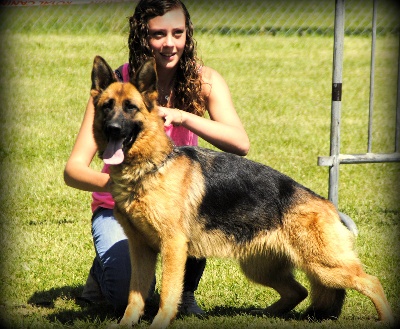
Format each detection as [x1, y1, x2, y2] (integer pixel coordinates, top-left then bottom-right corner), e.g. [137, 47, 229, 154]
[147, 8, 186, 71]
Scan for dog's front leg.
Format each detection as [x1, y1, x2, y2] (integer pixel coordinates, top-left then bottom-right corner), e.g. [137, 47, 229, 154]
[150, 234, 188, 329]
[119, 228, 158, 327]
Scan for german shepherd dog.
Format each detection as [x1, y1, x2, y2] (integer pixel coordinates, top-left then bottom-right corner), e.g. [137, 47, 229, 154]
[90, 56, 394, 328]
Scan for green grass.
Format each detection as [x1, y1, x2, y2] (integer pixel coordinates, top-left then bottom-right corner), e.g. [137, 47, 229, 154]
[0, 31, 399, 328]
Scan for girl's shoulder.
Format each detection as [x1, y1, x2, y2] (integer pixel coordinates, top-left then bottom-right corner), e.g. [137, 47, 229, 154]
[200, 65, 227, 98]
[199, 65, 223, 84]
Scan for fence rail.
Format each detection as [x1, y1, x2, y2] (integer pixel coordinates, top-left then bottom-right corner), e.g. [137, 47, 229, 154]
[317, 0, 400, 206]
[0, 0, 399, 36]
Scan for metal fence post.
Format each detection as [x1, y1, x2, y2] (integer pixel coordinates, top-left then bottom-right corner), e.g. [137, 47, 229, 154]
[367, 0, 377, 153]
[396, 35, 400, 153]
[328, 0, 345, 207]
[318, 0, 400, 207]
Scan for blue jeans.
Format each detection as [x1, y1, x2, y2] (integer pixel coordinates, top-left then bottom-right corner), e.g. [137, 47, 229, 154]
[91, 208, 206, 313]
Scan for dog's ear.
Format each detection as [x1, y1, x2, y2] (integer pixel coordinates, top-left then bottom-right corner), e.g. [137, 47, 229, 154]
[132, 58, 158, 106]
[91, 56, 117, 99]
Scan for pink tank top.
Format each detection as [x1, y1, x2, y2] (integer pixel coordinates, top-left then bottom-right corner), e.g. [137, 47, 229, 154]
[91, 64, 198, 212]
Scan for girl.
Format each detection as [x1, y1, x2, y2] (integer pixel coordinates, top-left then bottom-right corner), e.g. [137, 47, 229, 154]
[64, 0, 249, 316]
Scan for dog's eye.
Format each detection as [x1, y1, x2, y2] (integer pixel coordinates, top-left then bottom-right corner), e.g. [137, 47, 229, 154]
[124, 101, 138, 114]
[102, 99, 115, 114]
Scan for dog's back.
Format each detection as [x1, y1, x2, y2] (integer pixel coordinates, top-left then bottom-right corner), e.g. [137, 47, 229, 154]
[178, 146, 323, 241]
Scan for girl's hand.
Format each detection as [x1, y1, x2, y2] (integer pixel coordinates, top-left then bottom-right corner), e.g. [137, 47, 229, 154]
[158, 106, 183, 126]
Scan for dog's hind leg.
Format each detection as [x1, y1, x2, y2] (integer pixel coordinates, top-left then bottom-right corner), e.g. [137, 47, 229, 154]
[240, 255, 308, 317]
[261, 270, 308, 317]
[295, 216, 395, 326]
[287, 200, 394, 323]
[351, 272, 394, 324]
[302, 276, 345, 321]
[304, 261, 394, 324]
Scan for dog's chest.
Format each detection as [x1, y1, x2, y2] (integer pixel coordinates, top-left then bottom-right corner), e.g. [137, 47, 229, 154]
[113, 180, 168, 246]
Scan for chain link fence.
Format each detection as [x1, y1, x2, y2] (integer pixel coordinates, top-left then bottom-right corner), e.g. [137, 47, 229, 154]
[0, 0, 399, 36]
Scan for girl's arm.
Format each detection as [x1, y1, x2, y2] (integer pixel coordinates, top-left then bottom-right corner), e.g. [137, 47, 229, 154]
[64, 97, 111, 192]
[160, 66, 250, 156]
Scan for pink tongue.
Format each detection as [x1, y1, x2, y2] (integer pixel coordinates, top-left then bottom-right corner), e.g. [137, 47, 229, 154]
[103, 139, 124, 165]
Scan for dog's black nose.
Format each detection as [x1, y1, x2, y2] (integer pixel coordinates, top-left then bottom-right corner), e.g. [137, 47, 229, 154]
[106, 122, 122, 137]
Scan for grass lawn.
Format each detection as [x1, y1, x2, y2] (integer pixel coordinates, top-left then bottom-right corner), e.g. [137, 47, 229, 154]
[0, 31, 399, 328]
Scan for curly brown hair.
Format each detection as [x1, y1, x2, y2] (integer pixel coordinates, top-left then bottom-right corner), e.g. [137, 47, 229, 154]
[128, 0, 205, 116]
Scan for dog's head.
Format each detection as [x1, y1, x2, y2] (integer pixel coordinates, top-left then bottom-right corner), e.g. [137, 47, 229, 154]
[90, 55, 158, 165]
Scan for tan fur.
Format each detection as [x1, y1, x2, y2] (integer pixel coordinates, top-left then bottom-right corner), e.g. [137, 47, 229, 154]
[90, 56, 395, 328]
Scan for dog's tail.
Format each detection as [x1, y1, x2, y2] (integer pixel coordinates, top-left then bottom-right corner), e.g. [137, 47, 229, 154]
[338, 211, 358, 237]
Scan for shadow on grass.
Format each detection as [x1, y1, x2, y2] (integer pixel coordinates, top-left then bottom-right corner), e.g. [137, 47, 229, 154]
[26, 287, 169, 325]
[28, 285, 82, 308]
[27, 285, 118, 325]
[204, 306, 302, 320]
[26, 287, 301, 326]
